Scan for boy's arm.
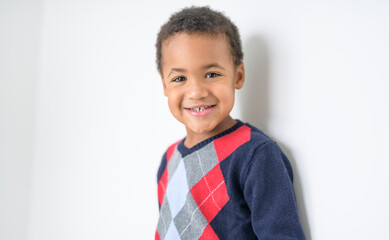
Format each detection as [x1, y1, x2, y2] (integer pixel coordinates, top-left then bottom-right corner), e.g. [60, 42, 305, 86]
[243, 141, 306, 239]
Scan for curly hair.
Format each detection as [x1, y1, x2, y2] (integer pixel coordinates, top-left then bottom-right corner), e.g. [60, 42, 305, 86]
[155, 6, 243, 74]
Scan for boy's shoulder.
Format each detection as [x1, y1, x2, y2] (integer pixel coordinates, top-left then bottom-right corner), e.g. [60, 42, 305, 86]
[244, 121, 275, 147]
[224, 121, 281, 164]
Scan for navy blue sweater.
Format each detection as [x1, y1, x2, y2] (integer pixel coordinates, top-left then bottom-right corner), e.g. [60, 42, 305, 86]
[156, 119, 306, 239]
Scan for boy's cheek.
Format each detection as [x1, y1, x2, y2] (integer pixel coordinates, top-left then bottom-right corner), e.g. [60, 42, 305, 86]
[167, 93, 180, 106]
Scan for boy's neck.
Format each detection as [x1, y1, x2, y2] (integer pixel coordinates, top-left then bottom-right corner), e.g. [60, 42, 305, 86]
[183, 116, 236, 149]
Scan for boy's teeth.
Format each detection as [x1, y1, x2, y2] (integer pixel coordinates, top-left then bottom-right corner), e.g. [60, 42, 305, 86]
[189, 105, 213, 112]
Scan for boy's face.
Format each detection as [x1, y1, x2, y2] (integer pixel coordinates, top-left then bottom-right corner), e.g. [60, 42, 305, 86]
[160, 33, 244, 140]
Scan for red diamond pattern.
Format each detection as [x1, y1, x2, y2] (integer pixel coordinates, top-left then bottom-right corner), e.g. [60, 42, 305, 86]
[190, 164, 229, 222]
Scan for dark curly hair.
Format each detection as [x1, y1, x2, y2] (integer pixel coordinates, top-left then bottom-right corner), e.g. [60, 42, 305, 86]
[156, 6, 243, 74]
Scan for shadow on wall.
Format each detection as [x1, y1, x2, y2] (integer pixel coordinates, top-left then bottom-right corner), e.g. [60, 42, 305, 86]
[240, 35, 312, 240]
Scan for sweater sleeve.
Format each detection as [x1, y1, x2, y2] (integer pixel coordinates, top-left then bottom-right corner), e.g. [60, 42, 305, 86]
[243, 141, 306, 239]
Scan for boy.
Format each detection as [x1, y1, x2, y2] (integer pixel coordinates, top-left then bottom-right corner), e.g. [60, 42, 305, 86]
[155, 6, 306, 240]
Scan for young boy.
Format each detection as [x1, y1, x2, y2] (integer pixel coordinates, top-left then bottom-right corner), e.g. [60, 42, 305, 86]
[155, 6, 306, 240]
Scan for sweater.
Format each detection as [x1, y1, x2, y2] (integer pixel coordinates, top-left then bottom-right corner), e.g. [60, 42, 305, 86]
[155, 119, 306, 240]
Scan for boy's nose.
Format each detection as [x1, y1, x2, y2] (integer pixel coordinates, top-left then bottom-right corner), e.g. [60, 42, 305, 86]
[187, 79, 208, 100]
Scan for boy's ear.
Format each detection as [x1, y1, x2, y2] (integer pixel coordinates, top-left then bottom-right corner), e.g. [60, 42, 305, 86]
[160, 74, 168, 96]
[235, 62, 245, 90]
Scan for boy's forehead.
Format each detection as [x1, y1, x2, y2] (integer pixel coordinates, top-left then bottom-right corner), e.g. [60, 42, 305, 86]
[162, 32, 227, 47]
[161, 32, 233, 71]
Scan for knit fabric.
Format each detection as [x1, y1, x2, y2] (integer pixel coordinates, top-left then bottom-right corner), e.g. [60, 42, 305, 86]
[155, 119, 305, 240]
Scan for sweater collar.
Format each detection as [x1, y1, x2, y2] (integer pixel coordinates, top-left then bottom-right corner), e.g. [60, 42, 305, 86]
[177, 119, 245, 157]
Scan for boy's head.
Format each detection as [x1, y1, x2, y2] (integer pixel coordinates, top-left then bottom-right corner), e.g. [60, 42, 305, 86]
[156, 6, 243, 74]
[156, 6, 245, 144]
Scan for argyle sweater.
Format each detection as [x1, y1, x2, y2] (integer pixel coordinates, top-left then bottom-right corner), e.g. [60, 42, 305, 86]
[156, 119, 305, 240]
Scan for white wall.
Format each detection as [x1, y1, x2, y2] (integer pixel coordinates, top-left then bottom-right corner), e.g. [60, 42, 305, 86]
[0, 0, 42, 239]
[1, 0, 388, 239]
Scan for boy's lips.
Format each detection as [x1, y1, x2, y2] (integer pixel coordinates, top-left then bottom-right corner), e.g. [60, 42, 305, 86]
[185, 104, 216, 117]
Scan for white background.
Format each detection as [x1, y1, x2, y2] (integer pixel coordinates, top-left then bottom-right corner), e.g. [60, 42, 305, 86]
[1, 0, 388, 239]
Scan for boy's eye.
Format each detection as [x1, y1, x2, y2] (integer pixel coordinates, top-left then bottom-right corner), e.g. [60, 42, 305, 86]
[172, 76, 186, 82]
[205, 72, 220, 78]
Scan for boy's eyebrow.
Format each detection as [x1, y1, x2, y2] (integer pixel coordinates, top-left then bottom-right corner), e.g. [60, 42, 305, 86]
[167, 63, 225, 78]
[202, 63, 225, 70]
[167, 68, 186, 78]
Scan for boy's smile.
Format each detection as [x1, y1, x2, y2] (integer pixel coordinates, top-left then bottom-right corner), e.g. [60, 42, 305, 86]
[160, 33, 244, 148]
